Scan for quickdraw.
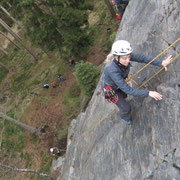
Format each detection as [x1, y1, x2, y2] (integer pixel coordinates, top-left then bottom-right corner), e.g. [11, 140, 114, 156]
[104, 85, 118, 103]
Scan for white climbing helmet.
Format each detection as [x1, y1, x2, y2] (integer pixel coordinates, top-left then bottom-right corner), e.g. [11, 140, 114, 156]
[50, 148, 54, 153]
[112, 40, 133, 56]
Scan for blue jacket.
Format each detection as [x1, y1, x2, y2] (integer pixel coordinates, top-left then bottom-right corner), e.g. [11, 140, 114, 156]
[101, 53, 162, 97]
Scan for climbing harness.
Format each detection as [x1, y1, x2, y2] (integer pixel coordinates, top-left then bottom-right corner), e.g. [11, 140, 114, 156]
[104, 85, 118, 103]
[126, 38, 180, 88]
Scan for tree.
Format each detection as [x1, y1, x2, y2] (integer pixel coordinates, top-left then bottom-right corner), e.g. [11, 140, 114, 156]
[0, 47, 8, 55]
[0, 113, 41, 135]
[104, 0, 116, 18]
[74, 61, 100, 97]
[0, 18, 38, 61]
[0, 164, 53, 180]
[1, 0, 92, 59]
[0, 5, 25, 31]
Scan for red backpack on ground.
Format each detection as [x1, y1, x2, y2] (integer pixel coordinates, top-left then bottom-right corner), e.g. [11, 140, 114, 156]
[52, 82, 58, 88]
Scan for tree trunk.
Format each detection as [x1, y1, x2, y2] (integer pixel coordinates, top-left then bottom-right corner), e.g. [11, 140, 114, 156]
[104, 0, 116, 18]
[0, 61, 10, 72]
[0, 164, 53, 180]
[0, 113, 41, 135]
[0, 48, 8, 55]
[0, 30, 21, 49]
[0, 18, 22, 41]
[0, 18, 38, 61]
[0, 6, 25, 31]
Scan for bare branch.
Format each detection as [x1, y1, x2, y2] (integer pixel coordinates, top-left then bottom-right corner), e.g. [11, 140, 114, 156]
[0, 30, 21, 49]
[0, 119, 5, 151]
[0, 113, 41, 135]
[0, 6, 25, 31]
[0, 61, 10, 72]
[0, 47, 8, 55]
[0, 164, 53, 180]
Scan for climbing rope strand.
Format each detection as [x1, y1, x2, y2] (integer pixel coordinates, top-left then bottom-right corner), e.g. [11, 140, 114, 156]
[129, 78, 139, 86]
[72, 107, 118, 144]
[126, 38, 180, 82]
[138, 53, 180, 88]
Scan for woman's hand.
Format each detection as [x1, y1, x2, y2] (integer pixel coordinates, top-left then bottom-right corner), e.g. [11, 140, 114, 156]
[149, 91, 163, 101]
[128, 81, 133, 87]
[161, 55, 173, 71]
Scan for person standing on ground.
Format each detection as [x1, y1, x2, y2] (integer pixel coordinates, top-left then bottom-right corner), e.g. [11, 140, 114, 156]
[52, 82, 58, 88]
[69, 59, 76, 67]
[58, 74, 66, 82]
[43, 84, 50, 89]
[50, 147, 61, 156]
[114, 0, 129, 19]
[101, 40, 172, 125]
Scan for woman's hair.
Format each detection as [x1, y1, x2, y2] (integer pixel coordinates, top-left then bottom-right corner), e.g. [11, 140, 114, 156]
[104, 53, 114, 64]
[104, 54, 124, 64]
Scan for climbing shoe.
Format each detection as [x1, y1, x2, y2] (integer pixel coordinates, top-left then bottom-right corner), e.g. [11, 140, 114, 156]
[122, 119, 132, 125]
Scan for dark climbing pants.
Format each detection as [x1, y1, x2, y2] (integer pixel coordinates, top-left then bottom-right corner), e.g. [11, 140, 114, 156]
[115, 0, 129, 18]
[115, 89, 131, 121]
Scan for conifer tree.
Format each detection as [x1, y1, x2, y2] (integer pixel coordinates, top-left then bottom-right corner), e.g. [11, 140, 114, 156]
[74, 61, 100, 97]
[1, 0, 92, 59]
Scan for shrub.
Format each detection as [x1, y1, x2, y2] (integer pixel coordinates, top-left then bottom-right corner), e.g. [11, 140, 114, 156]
[74, 61, 100, 97]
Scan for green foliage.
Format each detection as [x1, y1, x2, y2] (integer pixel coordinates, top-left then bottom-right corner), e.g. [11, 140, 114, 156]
[74, 61, 100, 97]
[5, 0, 92, 59]
[63, 82, 81, 118]
[40, 153, 52, 174]
[79, 1, 94, 10]
[0, 67, 8, 83]
[106, 32, 116, 52]
[40, 96, 51, 104]
[30, 134, 38, 143]
[2, 119, 25, 153]
[57, 7, 91, 58]
[57, 128, 68, 141]
[63, 82, 81, 105]
[57, 65, 65, 75]
[67, 82, 81, 98]
[20, 152, 32, 168]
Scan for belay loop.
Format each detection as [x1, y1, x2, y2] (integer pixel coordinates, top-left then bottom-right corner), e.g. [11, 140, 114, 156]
[104, 85, 118, 103]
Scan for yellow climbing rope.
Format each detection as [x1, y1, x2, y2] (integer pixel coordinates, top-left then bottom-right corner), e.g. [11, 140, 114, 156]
[126, 38, 180, 87]
[139, 53, 180, 88]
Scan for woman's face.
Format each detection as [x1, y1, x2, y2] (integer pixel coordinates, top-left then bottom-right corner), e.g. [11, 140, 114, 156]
[119, 54, 131, 66]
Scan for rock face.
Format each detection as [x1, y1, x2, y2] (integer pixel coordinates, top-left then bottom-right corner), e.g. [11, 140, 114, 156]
[59, 0, 180, 179]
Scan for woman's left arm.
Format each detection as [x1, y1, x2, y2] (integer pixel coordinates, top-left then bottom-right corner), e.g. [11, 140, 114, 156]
[131, 53, 162, 66]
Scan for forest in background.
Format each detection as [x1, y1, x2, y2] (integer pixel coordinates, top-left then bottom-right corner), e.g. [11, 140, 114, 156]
[0, 0, 119, 179]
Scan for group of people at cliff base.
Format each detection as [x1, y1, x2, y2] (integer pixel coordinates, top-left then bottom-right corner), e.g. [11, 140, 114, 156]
[43, 74, 66, 89]
[101, 40, 173, 125]
[112, 0, 129, 21]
